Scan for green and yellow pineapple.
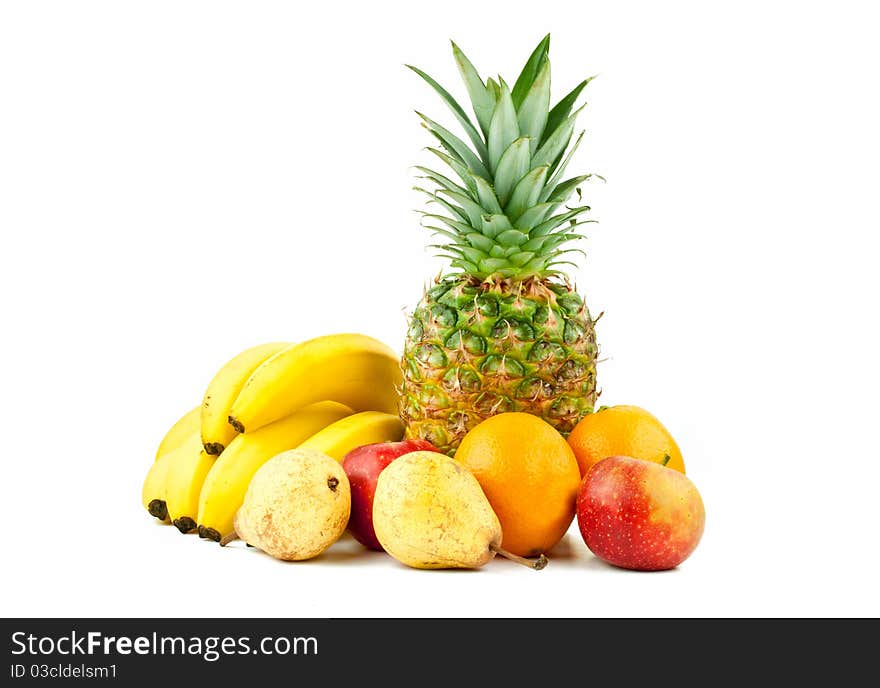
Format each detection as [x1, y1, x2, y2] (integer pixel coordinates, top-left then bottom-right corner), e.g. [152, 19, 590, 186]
[400, 35, 600, 454]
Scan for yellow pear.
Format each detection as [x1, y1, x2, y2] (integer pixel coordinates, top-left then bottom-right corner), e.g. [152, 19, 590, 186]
[225, 449, 350, 561]
[373, 451, 547, 570]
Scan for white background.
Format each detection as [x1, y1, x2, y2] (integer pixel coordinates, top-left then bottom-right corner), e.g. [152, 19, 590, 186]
[2, 0, 878, 618]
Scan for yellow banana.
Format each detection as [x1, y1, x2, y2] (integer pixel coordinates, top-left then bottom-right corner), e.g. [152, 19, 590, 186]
[227, 333, 402, 435]
[197, 401, 353, 541]
[298, 411, 405, 461]
[141, 450, 176, 523]
[155, 406, 200, 460]
[165, 446, 216, 534]
[143, 431, 203, 524]
[201, 341, 291, 455]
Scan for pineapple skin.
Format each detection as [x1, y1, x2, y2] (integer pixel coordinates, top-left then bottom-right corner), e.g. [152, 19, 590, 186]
[400, 275, 598, 455]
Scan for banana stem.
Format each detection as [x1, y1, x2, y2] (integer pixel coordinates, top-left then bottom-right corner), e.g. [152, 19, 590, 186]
[490, 544, 548, 570]
[219, 532, 239, 547]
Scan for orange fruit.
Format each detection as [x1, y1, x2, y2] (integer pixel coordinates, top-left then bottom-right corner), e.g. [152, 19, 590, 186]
[567, 405, 685, 476]
[455, 412, 581, 557]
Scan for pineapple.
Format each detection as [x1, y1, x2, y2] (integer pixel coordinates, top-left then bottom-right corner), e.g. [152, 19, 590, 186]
[400, 35, 600, 454]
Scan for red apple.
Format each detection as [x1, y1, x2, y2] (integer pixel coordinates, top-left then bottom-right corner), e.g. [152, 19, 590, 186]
[576, 455, 705, 571]
[342, 439, 440, 550]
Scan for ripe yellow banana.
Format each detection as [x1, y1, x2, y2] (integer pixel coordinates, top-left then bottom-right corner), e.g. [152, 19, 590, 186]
[155, 406, 200, 460]
[201, 341, 291, 455]
[227, 333, 403, 435]
[165, 446, 216, 534]
[142, 431, 201, 523]
[298, 411, 405, 461]
[141, 451, 176, 523]
[197, 401, 353, 541]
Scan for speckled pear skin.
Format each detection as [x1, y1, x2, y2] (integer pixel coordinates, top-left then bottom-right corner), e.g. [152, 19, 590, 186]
[373, 451, 502, 569]
[234, 449, 350, 561]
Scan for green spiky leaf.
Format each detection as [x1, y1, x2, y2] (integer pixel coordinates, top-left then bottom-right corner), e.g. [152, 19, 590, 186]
[529, 206, 591, 237]
[451, 259, 480, 273]
[547, 245, 587, 263]
[519, 234, 553, 252]
[495, 229, 529, 247]
[493, 137, 531, 206]
[505, 165, 549, 221]
[540, 130, 584, 202]
[531, 107, 581, 173]
[543, 76, 594, 146]
[425, 147, 477, 195]
[478, 257, 512, 274]
[468, 174, 503, 214]
[486, 77, 500, 101]
[507, 251, 537, 267]
[451, 41, 496, 137]
[425, 227, 462, 243]
[546, 259, 582, 271]
[436, 188, 485, 226]
[407, 65, 489, 165]
[481, 214, 513, 239]
[514, 202, 555, 230]
[420, 212, 474, 236]
[415, 166, 470, 198]
[487, 80, 519, 174]
[516, 60, 551, 155]
[521, 232, 584, 252]
[465, 232, 495, 252]
[545, 175, 592, 204]
[418, 112, 489, 178]
[520, 256, 552, 273]
[411, 36, 601, 280]
[414, 186, 469, 223]
[448, 244, 489, 264]
[511, 34, 550, 109]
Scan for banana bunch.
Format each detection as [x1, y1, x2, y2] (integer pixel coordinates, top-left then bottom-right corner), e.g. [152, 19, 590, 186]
[141, 333, 404, 541]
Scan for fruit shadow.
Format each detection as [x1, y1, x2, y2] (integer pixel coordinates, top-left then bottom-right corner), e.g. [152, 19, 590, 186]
[551, 535, 681, 574]
[315, 543, 387, 565]
[216, 537, 379, 566]
[547, 534, 577, 559]
[210, 531, 412, 568]
[316, 532, 482, 571]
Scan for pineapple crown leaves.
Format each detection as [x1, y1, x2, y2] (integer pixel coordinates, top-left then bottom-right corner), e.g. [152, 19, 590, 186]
[409, 34, 600, 281]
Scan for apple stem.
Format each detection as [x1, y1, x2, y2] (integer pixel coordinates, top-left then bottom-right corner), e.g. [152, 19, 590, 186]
[490, 544, 548, 570]
[219, 532, 239, 547]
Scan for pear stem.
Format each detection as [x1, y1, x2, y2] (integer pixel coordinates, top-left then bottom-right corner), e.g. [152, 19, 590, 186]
[490, 544, 548, 570]
[219, 532, 239, 547]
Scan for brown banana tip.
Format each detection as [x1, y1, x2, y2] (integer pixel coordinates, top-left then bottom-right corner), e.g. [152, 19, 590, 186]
[199, 526, 222, 542]
[228, 416, 245, 433]
[148, 499, 167, 521]
[172, 517, 197, 534]
[204, 442, 224, 455]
